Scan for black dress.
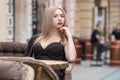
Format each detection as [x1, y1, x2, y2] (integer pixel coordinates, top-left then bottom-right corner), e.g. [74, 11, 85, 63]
[25, 35, 67, 80]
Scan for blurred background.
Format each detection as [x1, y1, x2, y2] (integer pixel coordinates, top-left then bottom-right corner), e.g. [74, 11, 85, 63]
[0, 0, 120, 43]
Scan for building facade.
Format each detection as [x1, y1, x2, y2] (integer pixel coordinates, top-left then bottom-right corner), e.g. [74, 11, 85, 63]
[0, 0, 120, 42]
[0, 0, 13, 42]
[0, 0, 32, 43]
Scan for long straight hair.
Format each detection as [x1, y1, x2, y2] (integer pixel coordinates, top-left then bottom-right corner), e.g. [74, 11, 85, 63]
[34, 6, 68, 45]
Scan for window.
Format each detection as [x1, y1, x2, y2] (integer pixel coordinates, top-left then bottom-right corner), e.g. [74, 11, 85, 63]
[7, 0, 14, 40]
[8, 16, 14, 28]
[8, 0, 13, 13]
[8, 28, 13, 39]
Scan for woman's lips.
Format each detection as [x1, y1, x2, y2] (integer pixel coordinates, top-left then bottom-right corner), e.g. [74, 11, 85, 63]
[57, 22, 63, 25]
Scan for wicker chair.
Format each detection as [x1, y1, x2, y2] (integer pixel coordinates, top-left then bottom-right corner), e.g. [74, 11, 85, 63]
[0, 59, 34, 80]
[65, 63, 74, 80]
[0, 57, 59, 80]
[21, 63, 35, 80]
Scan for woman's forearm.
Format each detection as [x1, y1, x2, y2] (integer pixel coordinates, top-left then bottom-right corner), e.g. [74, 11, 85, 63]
[65, 35, 76, 62]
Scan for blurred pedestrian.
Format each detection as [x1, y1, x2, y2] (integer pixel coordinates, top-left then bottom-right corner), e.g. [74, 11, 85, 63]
[111, 22, 120, 41]
[90, 21, 109, 66]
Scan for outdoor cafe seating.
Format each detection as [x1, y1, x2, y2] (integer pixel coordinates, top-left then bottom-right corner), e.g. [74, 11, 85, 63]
[0, 41, 73, 80]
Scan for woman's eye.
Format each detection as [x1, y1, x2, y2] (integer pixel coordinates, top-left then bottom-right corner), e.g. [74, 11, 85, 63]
[61, 15, 65, 18]
[53, 15, 57, 18]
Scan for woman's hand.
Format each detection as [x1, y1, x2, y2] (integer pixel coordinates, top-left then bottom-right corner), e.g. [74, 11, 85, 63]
[59, 26, 72, 37]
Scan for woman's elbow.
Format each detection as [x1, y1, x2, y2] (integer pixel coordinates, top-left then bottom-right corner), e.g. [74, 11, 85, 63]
[67, 56, 76, 63]
[67, 52, 77, 62]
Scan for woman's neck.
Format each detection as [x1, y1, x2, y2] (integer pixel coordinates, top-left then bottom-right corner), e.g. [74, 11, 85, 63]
[49, 28, 60, 37]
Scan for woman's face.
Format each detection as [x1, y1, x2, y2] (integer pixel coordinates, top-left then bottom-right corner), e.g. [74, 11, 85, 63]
[52, 9, 65, 29]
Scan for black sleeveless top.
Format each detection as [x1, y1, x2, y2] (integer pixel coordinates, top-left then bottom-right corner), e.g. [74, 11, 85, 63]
[25, 35, 67, 80]
[32, 42, 67, 61]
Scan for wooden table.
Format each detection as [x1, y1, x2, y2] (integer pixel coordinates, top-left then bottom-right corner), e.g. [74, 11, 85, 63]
[0, 57, 69, 70]
[37, 60, 69, 70]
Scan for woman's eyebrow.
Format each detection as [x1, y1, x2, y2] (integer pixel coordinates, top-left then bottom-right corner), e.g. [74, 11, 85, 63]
[53, 14, 58, 15]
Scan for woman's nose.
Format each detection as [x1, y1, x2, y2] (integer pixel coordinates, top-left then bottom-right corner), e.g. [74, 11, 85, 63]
[58, 16, 62, 21]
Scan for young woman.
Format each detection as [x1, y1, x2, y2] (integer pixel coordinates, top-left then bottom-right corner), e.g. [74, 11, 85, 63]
[25, 6, 76, 80]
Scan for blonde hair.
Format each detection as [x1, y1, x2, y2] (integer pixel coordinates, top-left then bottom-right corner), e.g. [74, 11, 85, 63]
[34, 6, 68, 45]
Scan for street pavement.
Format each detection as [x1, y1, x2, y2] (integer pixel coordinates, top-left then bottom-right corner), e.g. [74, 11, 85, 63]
[72, 61, 120, 80]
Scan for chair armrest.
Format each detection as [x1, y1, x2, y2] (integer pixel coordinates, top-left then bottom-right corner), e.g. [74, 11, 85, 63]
[65, 63, 74, 80]
[65, 63, 73, 72]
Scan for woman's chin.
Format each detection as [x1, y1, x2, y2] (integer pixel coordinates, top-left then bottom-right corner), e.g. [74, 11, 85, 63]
[57, 26, 62, 28]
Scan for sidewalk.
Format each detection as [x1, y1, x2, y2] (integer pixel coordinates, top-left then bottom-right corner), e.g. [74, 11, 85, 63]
[72, 61, 120, 80]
